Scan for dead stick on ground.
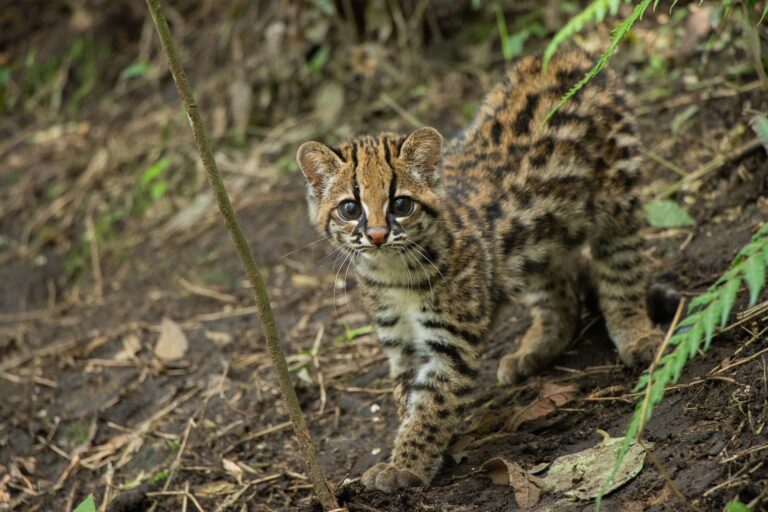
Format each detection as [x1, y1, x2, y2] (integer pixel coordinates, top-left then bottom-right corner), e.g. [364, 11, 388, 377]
[637, 298, 686, 436]
[144, 1, 339, 510]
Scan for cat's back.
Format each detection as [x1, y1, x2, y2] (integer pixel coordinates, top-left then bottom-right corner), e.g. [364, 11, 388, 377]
[441, 51, 637, 205]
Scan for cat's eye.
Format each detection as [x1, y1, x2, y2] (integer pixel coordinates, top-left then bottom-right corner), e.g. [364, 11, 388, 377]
[391, 196, 414, 217]
[338, 200, 362, 221]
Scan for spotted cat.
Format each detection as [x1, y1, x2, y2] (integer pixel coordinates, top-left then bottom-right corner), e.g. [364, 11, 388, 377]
[296, 51, 662, 492]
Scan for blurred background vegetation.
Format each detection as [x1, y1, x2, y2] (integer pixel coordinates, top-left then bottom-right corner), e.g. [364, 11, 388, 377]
[0, 0, 764, 295]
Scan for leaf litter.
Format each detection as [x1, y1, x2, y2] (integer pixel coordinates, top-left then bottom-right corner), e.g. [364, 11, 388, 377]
[481, 433, 649, 508]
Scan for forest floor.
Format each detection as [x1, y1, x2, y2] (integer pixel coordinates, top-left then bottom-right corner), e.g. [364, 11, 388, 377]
[1, 1, 767, 511]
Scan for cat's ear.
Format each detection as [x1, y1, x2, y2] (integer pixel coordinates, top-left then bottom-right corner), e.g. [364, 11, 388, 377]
[296, 141, 344, 197]
[399, 127, 443, 184]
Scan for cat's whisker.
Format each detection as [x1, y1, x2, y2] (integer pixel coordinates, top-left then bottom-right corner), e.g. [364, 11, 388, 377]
[319, 246, 344, 268]
[403, 245, 433, 298]
[396, 248, 415, 291]
[343, 250, 357, 313]
[332, 248, 353, 322]
[407, 240, 448, 288]
[279, 235, 334, 259]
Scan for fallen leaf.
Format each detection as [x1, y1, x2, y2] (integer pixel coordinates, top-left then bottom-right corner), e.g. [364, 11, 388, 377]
[194, 480, 237, 496]
[528, 462, 550, 474]
[291, 274, 321, 288]
[541, 435, 648, 501]
[154, 317, 189, 361]
[205, 330, 232, 347]
[222, 458, 244, 483]
[114, 334, 141, 360]
[506, 383, 577, 431]
[481, 457, 542, 508]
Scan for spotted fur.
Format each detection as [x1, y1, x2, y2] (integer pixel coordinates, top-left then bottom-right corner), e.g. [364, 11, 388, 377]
[296, 51, 662, 492]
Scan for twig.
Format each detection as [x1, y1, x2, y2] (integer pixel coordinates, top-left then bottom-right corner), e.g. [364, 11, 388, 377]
[639, 440, 699, 511]
[144, 2, 338, 509]
[178, 277, 238, 303]
[720, 442, 768, 463]
[379, 93, 423, 128]
[638, 299, 686, 436]
[312, 325, 328, 415]
[86, 214, 104, 300]
[658, 138, 762, 199]
[162, 418, 195, 492]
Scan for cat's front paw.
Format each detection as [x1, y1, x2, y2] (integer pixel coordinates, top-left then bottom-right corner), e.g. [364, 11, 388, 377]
[618, 328, 662, 366]
[361, 462, 425, 493]
[497, 350, 540, 384]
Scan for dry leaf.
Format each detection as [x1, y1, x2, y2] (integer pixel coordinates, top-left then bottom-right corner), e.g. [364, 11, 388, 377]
[541, 435, 648, 501]
[528, 462, 550, 474]
[114, 334, 141, 360]
[291, 274, 321, 288]
[222, 458, 244, 483]
[506, 383, 577, 431]
[481, 457, 542, 508]
[205, 329, 232, 347]
[194, 480, 237, 496]
[154, 317, 189, 361]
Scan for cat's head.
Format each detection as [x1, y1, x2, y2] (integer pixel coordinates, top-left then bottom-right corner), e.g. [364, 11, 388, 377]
[296, 127, 443, 253]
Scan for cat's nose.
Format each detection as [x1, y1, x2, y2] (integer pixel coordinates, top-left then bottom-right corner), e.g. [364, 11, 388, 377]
[365, 226, 389, 246]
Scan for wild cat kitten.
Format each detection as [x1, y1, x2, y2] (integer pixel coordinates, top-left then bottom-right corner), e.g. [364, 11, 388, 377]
[296, 51, 662, 492]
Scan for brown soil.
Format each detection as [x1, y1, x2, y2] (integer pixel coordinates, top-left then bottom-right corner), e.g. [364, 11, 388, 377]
[1, 2, 767, 511]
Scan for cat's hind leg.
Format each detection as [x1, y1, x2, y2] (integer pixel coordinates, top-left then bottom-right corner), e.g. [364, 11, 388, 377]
[590, 195, 662, 366]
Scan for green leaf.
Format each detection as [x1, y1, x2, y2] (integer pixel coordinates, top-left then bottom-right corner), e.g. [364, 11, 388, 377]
[121, 60, 151, 80]
[688, 290, 717, 311]
[150, 181, 167, 200]
[0, 66, 11, 86]
[702, 302, 719, 346]
[669, 343, 689, 383]
[644, 200, 696, 228]
[759, 4, 768, 24]
[139, 157, 171, 187]
[750, 114, 768, 154]
[725, 501, 752, 512]
[74, 495, 96, 512]
[743, 254, 766, 306]
[719, 278, 741, 328]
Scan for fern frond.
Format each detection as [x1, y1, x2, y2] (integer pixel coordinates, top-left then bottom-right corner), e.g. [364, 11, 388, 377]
[596, 222, 768, 510]
[542, 0, 627, 68]
[545, 0, 654, 123]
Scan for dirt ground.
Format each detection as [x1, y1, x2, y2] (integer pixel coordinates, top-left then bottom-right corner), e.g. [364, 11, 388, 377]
[1, 1, 767, 511]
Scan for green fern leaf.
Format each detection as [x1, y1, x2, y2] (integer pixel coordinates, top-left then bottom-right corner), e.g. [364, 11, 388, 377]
[544, 0, 612, 67]
[677, 312, 702, 330]
[719, 278, 741, 328]
[546, 0, 654, 121]
[743, 253, 766, 306]
[702, 302, 719, 345]
[688, 322, 705, 357]
[633, 373, 650, 392]
[669, 342, 689, 383]
[688, 290, 717, 311]
[715, 267, 742, 287]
